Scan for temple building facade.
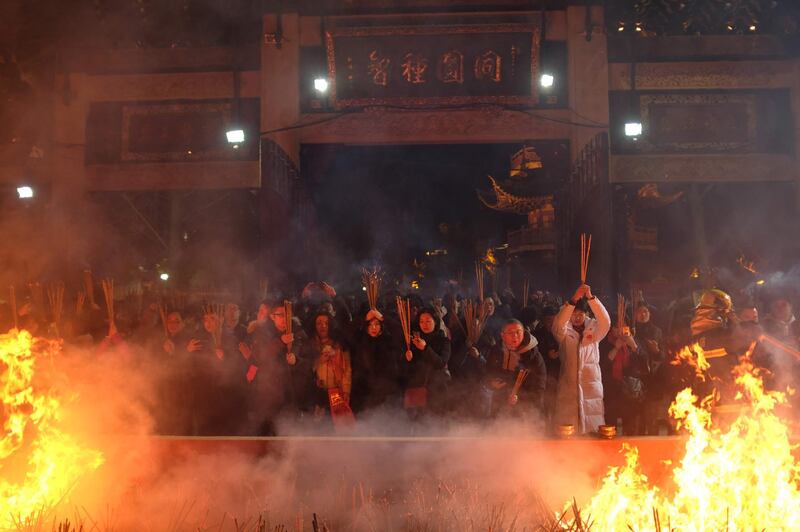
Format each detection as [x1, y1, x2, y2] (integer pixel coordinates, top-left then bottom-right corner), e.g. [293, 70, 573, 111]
[1, 0, 798, 295]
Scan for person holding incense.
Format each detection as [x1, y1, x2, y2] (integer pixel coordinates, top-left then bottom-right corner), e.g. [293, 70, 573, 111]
[245, 297, 309, 432]
[446, 297, 496, 418]
[304, 310, 353, 426]
[186, 307, 246, 434]
[351, 309, 402, 413]
[552, 283, 610, 434]
[223, 302, 248, 342]
[483, 319, 546, 419]
[600, 323, 646, 435]
[402, 307, 451, 418]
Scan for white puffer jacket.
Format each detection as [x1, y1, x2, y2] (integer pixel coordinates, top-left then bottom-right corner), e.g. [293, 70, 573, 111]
[552, 297, 611, 434]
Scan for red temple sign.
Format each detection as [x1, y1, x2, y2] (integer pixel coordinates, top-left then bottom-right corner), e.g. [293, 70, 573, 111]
[325, 22, 541, 109]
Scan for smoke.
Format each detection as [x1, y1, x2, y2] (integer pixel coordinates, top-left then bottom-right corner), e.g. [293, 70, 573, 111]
[22, 338, 624, 531]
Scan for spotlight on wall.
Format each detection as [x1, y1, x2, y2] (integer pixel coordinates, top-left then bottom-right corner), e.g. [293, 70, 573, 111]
[539, 73, 555, 88]
[160, 272, 170, 281]
[226, 129, 245, 144]
[17, 185, 35, 199]
[314, 77, 329, 93]
[624, 121, 643, 137]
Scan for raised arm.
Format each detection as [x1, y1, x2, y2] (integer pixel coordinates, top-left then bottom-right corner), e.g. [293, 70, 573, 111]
[588, 294, 611, 342]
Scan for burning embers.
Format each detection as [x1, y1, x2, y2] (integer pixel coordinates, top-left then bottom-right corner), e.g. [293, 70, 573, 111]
[0, 330, 103, 525]
[572, 345, 800, 530]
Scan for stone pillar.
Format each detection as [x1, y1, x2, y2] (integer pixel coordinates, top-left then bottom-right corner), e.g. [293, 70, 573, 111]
[792, 59, 800, 214]
[565, 5, 610, 161]
[261, 12, 301, 167]
[51, 72, 91, 270]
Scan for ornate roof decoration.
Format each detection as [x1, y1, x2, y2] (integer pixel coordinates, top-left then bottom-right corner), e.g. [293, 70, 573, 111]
[477, 175, 552, 215]
[509, 146, 543, 177]
[636, 183, 684, 208]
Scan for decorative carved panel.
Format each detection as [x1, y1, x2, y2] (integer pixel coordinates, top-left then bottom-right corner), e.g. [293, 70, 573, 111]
[609, 89, 793, 155]
[122, 102, 232, 162]
[86, 98, 260, 164]
[639, 93, 756, 152]
[610, 154, 796, 183]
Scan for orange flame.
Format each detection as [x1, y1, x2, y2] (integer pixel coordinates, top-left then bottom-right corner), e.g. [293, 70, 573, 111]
[0, 330, 104, 525]
[482, 249, 498, 272]
[670, 343, 711, 381]
[570, 345, 800, 529]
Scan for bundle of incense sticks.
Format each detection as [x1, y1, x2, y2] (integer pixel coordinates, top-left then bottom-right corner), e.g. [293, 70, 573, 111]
[76, 291, 86, 314]
[617, 294, 626, 329]
[395, 296, 412, 357]
[47, 281, 65, 334]
[158, 302, 169, 339]
[259, 278, 269, 301]
[510, 368, 531, 399]
[83, 270, 96, 307]
[475, 262, 485, 302]
[203, 303, 225, 348]
[580, 233, 592, 283]
[101, 279, 116, 331]
[522, 278, 530, 309]
[10, 285, 18, 330]
[463, 298, 488, 346]
[361, 267, 381, 311]
[28, 282, 44, 313]
[284, 299, 293, 352]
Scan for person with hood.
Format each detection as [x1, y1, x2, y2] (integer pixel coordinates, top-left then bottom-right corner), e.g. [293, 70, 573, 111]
[351, 308, 402, 412]
[401, 307, 451, 419]
[552, 283, 610, 434]
[483, 319, 547, 418]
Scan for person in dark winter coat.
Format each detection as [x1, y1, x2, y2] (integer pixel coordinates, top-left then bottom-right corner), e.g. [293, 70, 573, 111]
[600, 325, 646, 435]
[483, 319, 547, 418]
[244, 299, 307, 434]
[533, 306, 560, 426]
[401, 307, 451, 418]
[155, 311, 194, 434]
[187, 309, 247, 435]
[351, 309, 402, 412]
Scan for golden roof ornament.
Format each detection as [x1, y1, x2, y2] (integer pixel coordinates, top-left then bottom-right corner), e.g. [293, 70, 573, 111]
[510, 146, 543, 177]
[477, 175, 552, 215]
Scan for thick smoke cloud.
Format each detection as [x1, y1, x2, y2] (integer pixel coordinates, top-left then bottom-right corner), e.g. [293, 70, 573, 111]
[24, 340, 620, 531]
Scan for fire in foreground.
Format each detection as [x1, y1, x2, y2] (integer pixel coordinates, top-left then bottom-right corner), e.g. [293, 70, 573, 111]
[0, 330, 103, 527]
[573, 345, 800, 530]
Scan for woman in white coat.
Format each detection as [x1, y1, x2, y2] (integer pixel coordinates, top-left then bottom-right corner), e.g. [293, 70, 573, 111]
[552, 284, 611, 434]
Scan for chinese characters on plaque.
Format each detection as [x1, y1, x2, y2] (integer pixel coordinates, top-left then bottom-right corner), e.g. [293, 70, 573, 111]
[325, 23, 540, 108]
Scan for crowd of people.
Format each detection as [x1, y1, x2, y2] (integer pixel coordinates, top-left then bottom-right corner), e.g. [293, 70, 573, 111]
[6, 275, 800, 437]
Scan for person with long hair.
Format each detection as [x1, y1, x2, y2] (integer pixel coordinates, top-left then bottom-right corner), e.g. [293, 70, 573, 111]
[402, 307, 451, 419]
[303, 310, 353, 424]
[351, 309, 402, 413]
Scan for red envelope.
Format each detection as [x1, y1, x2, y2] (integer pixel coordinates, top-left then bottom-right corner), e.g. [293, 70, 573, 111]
[246, 364, 258, 383]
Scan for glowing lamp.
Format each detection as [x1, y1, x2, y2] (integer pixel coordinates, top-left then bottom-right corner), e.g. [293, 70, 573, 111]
[314, 78, 329, 93]
[226, 129, 245, 143]
[625, 121, 643, 137]
[17, 186, 34, 199]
